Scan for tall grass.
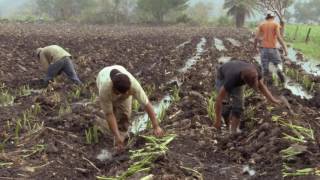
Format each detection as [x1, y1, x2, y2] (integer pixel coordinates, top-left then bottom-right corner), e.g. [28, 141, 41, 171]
[285, 24, 320, 60]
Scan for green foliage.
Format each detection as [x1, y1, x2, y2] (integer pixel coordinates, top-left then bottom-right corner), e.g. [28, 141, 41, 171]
[58, 103, 72, 116]
[216, 16, 234, 26]
[224, 0, 256, 28]
[97, 134, 176, 179]
[294, 0, 320, 24]
[171, 86, 180, 102]
[137, 0, 188, 23]
[207, 91, 217, 121]
[132, 99, 140, 112]
[285, 24, 320, 59]
[85, 126, 99, 144]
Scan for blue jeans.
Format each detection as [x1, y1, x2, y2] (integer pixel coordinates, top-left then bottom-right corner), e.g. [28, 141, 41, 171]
[260, 48, 286, 83]
[260, 48, 281, 75]
[44, 57, 82, 85]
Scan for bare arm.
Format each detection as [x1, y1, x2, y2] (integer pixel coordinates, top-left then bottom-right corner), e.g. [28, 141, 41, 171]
[214, 86, 228, 129]
[276, 26, 288, 56]
[145, 102, 164, 136]
[258, 79, 281, 104]
[106, 113, 123, 144]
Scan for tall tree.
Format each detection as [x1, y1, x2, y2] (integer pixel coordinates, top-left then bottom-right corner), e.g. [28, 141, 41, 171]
[294, 0, 320, 24]
[256, 0, 294, 35]
[137, 0, 188, 23]
[223, 0, 256, 28]
[187, 1, 213, 24]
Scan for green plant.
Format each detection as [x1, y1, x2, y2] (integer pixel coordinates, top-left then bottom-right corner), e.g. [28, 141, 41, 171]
[282, 163, 320, 177]
[157, 105, 167, 122]
[22, 144, 46, 158]
[132, 99, 140, 112]
[207, 91, 217, 121]
[171, 86, 181, 102]
[59, 103, 72, 116]
[18, 85, 31, 97]
[0, 89, 15, 107]
[15, 119, 22, 143]
[97, 134, 176, 180]
[145, 84, 155, 97]
[85, 126, 99, 144]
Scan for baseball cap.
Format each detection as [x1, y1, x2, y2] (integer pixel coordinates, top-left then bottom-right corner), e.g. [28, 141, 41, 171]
[265, 11, 275, 19]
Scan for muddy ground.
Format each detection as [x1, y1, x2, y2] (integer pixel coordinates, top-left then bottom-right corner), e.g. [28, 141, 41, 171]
[0, 23, 319, 180]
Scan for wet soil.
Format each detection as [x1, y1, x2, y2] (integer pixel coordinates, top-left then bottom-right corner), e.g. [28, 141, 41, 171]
[0, 23, 319, 180]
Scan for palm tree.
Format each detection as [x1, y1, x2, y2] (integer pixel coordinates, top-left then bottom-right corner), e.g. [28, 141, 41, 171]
[224, 0, 256, 28]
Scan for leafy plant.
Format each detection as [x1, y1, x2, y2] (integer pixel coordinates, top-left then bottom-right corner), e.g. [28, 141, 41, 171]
[171, 85, 181, 102]
[132, 99, 140, 112]
[18, 85, 31, 97]
[0, 89, 15, 107]
[85, 126, 99, 144]
[207, 91, 217, 121]
[97, 134, 176, 180]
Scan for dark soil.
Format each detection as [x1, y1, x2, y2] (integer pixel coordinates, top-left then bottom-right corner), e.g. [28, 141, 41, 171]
[0, 23, 319, 180]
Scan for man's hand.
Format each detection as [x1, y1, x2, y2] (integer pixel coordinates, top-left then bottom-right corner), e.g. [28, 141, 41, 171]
[115, 134, 125, 151]
[153, 126, 164, 137]
[283, 49, 288, 56]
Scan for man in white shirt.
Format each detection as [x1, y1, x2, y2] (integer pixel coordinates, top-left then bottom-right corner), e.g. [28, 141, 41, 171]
[97, 65, 164, 150]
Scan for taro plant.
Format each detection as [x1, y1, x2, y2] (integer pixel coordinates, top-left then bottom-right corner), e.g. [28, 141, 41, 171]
[58, 103, 72, 116]
[282, 163, 320, 177]
[145, 83, 155, 97]
[15, 119, 22, 144]
[0, 89, 15, 107]
[171, 85, 181, 102]
[207, 91, 217, 121]
[157, 105, 167, 122]
[85, 126, 99, 144]
[132, 99, 140, 112]
[97, 134, 176, 180]
[22, 144, 46, 158]
[18, 85, 31, 97]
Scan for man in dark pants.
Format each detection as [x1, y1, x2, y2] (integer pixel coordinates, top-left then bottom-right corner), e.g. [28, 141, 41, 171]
[214, 60, 282, 134]
[34, 45, 82, 87]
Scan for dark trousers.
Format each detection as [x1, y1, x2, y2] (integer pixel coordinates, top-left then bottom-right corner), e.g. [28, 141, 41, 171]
[44, 57, 82, 85]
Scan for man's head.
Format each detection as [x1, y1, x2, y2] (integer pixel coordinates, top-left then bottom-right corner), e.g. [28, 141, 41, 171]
[110, 69, 131, 94]
[241, 68, 259, 91]
[265, 11, 275, 20]
[33, 48, 42, 59]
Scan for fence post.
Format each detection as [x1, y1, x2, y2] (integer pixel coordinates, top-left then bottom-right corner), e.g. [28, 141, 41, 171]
[293, 26, 299, 40]
[305, 28, 312, 43]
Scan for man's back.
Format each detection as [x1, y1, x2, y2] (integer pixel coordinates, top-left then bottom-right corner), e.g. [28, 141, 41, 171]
[258, 20, 280, 48]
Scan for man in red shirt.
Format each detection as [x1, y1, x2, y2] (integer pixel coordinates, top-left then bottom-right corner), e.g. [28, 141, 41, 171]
[254, 12, 288, 83]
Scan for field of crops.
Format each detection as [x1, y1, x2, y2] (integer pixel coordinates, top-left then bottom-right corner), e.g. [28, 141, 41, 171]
[0, 22, 319, 180]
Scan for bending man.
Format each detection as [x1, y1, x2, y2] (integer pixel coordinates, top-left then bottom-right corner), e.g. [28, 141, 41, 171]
[214, 60, 282, 134]
[96, 65, 164, 150]
[34, 45, 82, 86]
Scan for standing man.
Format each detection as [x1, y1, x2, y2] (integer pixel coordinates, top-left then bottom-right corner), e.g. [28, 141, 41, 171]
[254, 11, 288, 83]
[34, 45, 82, 86]
[97, 65, 164, 150]
[214, 60, 282, 134]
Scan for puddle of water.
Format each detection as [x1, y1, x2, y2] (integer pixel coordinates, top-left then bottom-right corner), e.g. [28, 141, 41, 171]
[226, 38, 241, 47]
[285, 80, 313, 100]
[218, 56, 232, 64]
[254, 54, 313, 99]
[176, 40, 190, 49]
[214, 38, 226, 51]
[131, 95, 172, 134]
[178, 37, 207, 73]
[287, 47, 320, 76]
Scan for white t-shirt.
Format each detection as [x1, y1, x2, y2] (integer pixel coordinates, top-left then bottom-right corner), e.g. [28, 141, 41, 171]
[96, 65, 149, 114]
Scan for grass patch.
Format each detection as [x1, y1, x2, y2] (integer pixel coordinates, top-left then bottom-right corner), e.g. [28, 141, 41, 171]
[285, 24, 320, 60]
